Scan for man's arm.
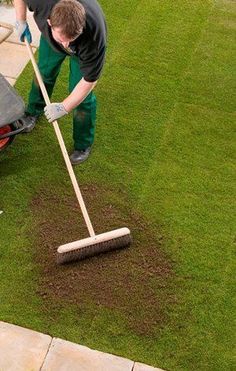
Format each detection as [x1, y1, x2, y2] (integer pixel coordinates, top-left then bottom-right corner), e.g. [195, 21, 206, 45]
[63, 78, 97, 112]
[14, 0, 27, 21]
[14, 0, 32, 43]
[44, 78, 97, 123]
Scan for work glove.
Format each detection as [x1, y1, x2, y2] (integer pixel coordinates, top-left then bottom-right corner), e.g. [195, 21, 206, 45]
[15, 20, 32, 43]
[44, 103, 68, 123]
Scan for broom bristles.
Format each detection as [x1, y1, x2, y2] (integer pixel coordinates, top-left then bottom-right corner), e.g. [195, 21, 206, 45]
[57, 227, 131, 264]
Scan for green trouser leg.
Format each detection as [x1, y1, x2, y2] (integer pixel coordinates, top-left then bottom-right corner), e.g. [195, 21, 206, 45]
[69, 56, 97, 150]
[26, 36, 66, 116]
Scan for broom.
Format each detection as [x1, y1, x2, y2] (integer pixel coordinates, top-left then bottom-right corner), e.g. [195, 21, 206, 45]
[25, 40, 132, 264]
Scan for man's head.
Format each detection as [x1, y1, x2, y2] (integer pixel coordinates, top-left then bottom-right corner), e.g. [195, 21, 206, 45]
[48, 0, 86, 47]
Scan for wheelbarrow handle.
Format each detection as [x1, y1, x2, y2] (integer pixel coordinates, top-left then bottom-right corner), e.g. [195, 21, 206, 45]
[0, 124, 25, 140]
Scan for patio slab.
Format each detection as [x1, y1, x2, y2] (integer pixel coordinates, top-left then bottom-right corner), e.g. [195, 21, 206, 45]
[0, 40, 36, 79]
[0, 319, 164, 370]
[133, 362, 165, 371]
[0, 4, 40, 85]
[0, 23, 12, 43]
[0, 4, 40, 46]
[42, 338, 134, 371]
[0, 321, 52, 371]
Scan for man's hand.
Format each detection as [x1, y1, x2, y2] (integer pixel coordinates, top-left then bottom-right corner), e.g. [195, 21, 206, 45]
[44, 103, 68, 123]
[15, 20, 32, 43]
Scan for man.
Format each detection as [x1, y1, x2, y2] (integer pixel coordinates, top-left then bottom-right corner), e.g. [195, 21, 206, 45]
[14, 0, 107, 164]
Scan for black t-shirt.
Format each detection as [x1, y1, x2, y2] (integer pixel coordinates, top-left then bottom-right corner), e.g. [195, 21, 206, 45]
[24, 0, 107, 82]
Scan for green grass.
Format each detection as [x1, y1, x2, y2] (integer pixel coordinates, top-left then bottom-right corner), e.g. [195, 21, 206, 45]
[0, 0, 235, 370]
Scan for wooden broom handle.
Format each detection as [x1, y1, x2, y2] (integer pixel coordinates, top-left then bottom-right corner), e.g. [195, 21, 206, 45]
[25, 39, 95, 237]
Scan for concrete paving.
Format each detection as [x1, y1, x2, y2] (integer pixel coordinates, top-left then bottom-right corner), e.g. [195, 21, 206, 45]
[0, 40, 36, 79]
[0, 4, 164, 371]
[0, 322, 164, 371]
[134, 363, 165, 371]
[0, 5, 40, 46]
[41, 338, 134, 371]
[0, 4, 39, 85]
[0, 322, 52, 371]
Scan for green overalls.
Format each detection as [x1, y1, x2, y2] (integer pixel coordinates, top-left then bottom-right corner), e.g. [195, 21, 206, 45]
[26, 35, 97, 150]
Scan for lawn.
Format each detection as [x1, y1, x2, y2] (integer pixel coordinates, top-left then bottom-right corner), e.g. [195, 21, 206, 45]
[0, 0, 235, 370]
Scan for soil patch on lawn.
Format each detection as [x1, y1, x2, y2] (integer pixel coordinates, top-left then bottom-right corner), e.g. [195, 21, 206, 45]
[31, 184, 176, 336]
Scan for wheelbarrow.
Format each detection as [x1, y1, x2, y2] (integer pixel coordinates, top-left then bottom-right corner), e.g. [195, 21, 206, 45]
[0, 22, 26, 151]
[0, 73, 26, 151]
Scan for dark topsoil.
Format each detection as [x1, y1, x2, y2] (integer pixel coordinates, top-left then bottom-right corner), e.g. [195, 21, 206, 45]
[31, 183, 176, 336]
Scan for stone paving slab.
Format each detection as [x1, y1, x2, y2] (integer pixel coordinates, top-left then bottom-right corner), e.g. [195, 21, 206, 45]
[41, 338, 134, 371]
[0, 322, 164, 370]
[0, 40, 36, 79]
[133, 362, 165, 371]
[0, 24, 12, 43]
[0, 4, 40, 86]
[0, 5, 40, 47]
[0, 321, 52, 371]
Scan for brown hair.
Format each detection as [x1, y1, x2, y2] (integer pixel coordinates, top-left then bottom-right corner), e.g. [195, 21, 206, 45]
[50, 0, 86, 39]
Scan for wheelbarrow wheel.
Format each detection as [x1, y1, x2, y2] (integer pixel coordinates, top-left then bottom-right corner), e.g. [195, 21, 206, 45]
[0, 123, 17, 152]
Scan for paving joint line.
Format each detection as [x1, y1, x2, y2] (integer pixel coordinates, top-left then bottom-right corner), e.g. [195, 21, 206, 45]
[39, 336, 53, 371]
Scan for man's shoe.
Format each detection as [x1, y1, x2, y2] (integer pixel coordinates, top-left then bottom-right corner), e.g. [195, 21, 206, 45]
[19, 114, 39, 133]
[70, 147, 91, 165]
